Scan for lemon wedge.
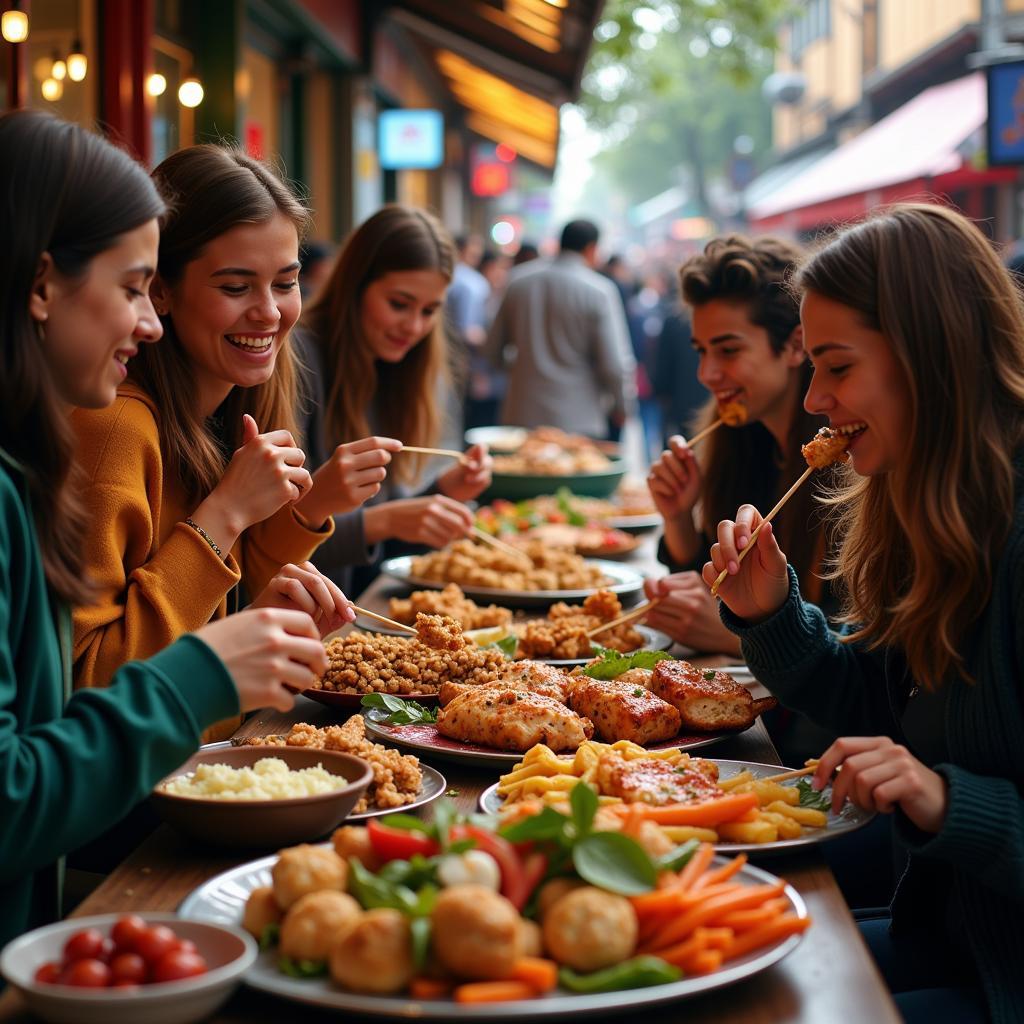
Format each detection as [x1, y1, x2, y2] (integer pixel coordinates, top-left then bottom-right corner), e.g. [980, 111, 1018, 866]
[464, 626, 511, 648]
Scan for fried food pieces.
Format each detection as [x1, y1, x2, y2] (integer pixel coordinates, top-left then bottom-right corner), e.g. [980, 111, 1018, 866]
[389, 583, 512, 631]
[719, 400, 748, 427]
[566, 677, 681, 745]
[436, 685, 594, 752]
[650, 660, 776, 732]
[410, 538, 607, 592]
[438, 660, 570, 707]
[517, 590, 643, 660]
[801, 426, 851, 468]
[413, 612, 466, 651]
[490, 427, 613, 475]
[595, 750, 720, 806]
[247, 717, 422, 813]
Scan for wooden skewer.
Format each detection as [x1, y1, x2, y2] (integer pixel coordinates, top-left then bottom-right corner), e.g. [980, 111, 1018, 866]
[471, 526, 532, 564]
[759, 761, 821, 785]
[683, 419, 724, 447]
[350, 604, 419, 635]
[586, 598, 663, 638]
[710, 466, 815, 597]
[398, 445, 467, 461]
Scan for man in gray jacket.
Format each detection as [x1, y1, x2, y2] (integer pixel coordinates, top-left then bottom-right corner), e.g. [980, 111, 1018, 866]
[485, 219, 636, 438]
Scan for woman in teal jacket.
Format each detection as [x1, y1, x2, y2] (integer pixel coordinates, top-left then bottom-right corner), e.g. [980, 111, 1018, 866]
[707, 204, 1024, 1023]
[0, 111, 337, 950]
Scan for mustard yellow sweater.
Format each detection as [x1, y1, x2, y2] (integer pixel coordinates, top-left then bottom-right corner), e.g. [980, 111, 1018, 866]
[71, 385, 332, 737]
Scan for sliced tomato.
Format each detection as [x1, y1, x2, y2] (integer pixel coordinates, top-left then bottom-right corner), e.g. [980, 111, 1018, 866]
[451, 825, 546, 910]
[366, 818, 439, 863]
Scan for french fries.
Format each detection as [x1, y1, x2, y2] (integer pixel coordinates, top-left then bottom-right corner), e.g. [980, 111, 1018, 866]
[496, 744, 830, 846]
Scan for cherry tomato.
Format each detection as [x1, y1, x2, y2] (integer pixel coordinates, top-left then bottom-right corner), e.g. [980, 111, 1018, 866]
[134, 925, 178, 965]
[58, 958, 111, 988]
[62, 928, 105, 964]
[109, 952, 147, 985]
[111, 980, 140, 990]
[151, 949, 208, 984]
[33, 961, 61, 985]
[96, 937, 115, 963]
[111, 914, 147, 953]
[365, 818, 440, 863]
[169, 938, 198, 956]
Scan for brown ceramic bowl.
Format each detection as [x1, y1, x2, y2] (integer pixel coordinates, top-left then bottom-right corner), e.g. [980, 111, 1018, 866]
[150, 746, 373, 849]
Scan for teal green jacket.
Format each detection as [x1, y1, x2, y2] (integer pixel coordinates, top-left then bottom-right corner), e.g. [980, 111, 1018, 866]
[0, 451, 239, 950]
[721, 474, 1024, 1023]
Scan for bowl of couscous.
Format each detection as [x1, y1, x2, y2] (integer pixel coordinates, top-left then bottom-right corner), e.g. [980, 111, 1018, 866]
[150, 747, 373, 849]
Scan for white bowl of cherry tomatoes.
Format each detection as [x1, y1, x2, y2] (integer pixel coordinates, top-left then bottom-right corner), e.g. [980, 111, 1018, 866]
[0, 913, 257, 1023]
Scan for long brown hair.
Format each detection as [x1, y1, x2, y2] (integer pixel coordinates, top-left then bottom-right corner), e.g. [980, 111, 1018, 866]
[0, 111, 164, 604]
[130, 146, 310, 501]
[796, 203, 1024, 687]
[680, 235, 828, 597]
[302, 205, 455, 485]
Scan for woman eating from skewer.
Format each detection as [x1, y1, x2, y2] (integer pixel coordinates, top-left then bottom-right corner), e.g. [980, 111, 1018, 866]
[644, 236, 832, 659]
[295, 205, 492, 594]
[707, 203, 1024, 1022]
[0, 111, 330, 949]
[71, 146, 356, 739]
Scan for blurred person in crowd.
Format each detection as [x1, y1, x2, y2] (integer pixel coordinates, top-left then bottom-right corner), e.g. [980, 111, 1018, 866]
[298, 239, 336, 301]
[446, 232, 490, 428]
[651, 287, 706, 446]
[464, 250, 511, 428]
[628, 268, 677, 462]
[644, 235, 835, 767]
[296, 206, 492, 596]
[485, 218, 636, 439]
[513, 240, 539, 266]
[708, 203, 1024, 1022]
[71, 146, 357, 743]
[0, 111, 329, 949]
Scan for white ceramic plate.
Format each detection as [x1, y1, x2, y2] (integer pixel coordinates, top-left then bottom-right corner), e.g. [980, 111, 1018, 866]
[464, 426, 529, 452]
[379, 556, 645, 608]
[478, 758, 875, 854]
[179, 853, 807, 1021]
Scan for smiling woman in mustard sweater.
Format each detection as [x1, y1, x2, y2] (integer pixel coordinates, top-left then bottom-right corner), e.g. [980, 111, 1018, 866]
[71, 147, 355, 739]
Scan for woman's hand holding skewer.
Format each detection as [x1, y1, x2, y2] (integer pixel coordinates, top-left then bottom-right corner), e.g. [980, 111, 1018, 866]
[702, 505, 789, 623]
[250, 560, 356, 638]
[366, 494, 474, 548]
[647, 436, 702, 521]
[437, 442, 492, 502]
[294, 435, 402, 524]
[643, 573, 741, 656]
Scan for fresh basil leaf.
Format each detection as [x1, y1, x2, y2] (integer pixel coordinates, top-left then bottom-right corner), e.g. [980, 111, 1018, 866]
[413, 883, 438, 917]
[487, 633, 519, 658]
[259, 922, 279, 951]
[582, 647, 674, 680]
[377, 853, 439, 890]
[433, 799, 456, 848]
[359, 694, 437, 725]
[572, 832, 657, 896]
[348, 857, 418, 912]
[410, 916, 432, 972]
[655, 839, 700, 872]
[569, 781, 598, 836]
[500, 805, 571, 844]
[447, 838, 476, 854]
[360, 692, 407, 714]
[278, 956, 327, 978]
[795, 777, 832, 812]
[378, 813, 434, 834]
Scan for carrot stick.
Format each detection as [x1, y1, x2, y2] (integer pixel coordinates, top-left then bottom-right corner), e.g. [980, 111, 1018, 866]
[511, 957, 559, 994]
[631, 886, 688, 917]
[453, 980, 539, 1003]
[646, 881, 786, 951]
[714, 905, 782, 931]
[621, 802, 646, 839]
[698, 926, 734, 951]
[675, 842, 715, 891]
[652, 928, 708, 967]
[685, 949, 724, 974]
[611, 793, 758, 827]
[723, 914, 810, 961]
[410, 977, 454, 999]
[692, 853, 747, 891]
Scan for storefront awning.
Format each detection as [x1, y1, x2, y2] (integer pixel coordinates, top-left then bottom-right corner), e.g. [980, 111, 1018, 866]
[749, 73, 991, 228]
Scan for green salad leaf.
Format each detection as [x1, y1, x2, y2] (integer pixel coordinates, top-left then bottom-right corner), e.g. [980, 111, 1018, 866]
[572, 832, 658, 896]
[278, 956, 327, 979]
[258, 922, 280, 951]
[410, 916, 433, 972]
[555, 487, 588, 526]
[582, 647, 675, 680]
[360, 693, 437, 725]
[795, 777, 832, 812]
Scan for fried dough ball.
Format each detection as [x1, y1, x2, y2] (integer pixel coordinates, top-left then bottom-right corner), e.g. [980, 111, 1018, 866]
[431, 885, 522, 980]
[331, 825, 379, 871]
[415, 612, 466, 651]
[542, 886, 638, 971]
[518, 917, 544, 958]
[536, 877, 585, 920]
[241, 886, 282, 940]
[329, 908, 414, 994]
[279, 890, 362, 962]
[271, 844, 348, 910]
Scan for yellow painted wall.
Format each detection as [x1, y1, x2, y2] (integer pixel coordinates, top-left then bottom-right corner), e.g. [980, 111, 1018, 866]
[878, 0, 978, 72]
[306, 72, 335, 240]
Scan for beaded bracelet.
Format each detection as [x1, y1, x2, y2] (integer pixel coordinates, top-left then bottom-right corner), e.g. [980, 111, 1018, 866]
[184, 517, 223, 559]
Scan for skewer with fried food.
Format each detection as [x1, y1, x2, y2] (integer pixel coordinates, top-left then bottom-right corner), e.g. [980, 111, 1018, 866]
[586, 598, 663, 638]
[471, 526, 533, 566]
[350, 605, 419, 635]
[683, 402, 749, 447]
[397, 444, 467, 461]
[710, 427, 852, 597]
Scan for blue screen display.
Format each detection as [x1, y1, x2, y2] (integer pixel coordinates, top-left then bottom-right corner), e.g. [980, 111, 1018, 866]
[378, 109, 444, 170]
[987, 61, 1024, 166]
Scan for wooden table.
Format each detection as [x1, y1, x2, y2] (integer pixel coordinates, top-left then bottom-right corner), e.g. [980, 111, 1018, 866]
[0, 554, 900, 1022]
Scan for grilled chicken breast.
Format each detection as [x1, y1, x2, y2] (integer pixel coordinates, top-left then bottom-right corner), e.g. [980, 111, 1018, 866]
[438, 661, 570, 707]
[566, 677, 680, 744]
[436, 687, 593, 752]
[597, 751, 721, 806]
[650, 660, 764, 732]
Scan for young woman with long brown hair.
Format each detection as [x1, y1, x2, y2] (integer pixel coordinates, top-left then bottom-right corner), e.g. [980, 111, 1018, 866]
[644, 236, 829, 660]
[0, 111, 328, 948]
[707, 203, 1024, 1021]
[71, 146, 356, 737]
[297, 205, 492, 592]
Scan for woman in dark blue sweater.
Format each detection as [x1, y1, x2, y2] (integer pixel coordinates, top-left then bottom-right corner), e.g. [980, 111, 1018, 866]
[707, 203, 1024, 1023]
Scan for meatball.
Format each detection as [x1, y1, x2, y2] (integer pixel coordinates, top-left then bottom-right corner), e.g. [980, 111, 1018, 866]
[279, 890, 362, 962]
[536, 878, 585, 920]
[331, 825, 379, 871]
[542, 886, 637, 971]
[241, 886, 282, 940]
[272, 844, 348, 910]
[431, 885, 521, 980]
[329, 908, 414, 994]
